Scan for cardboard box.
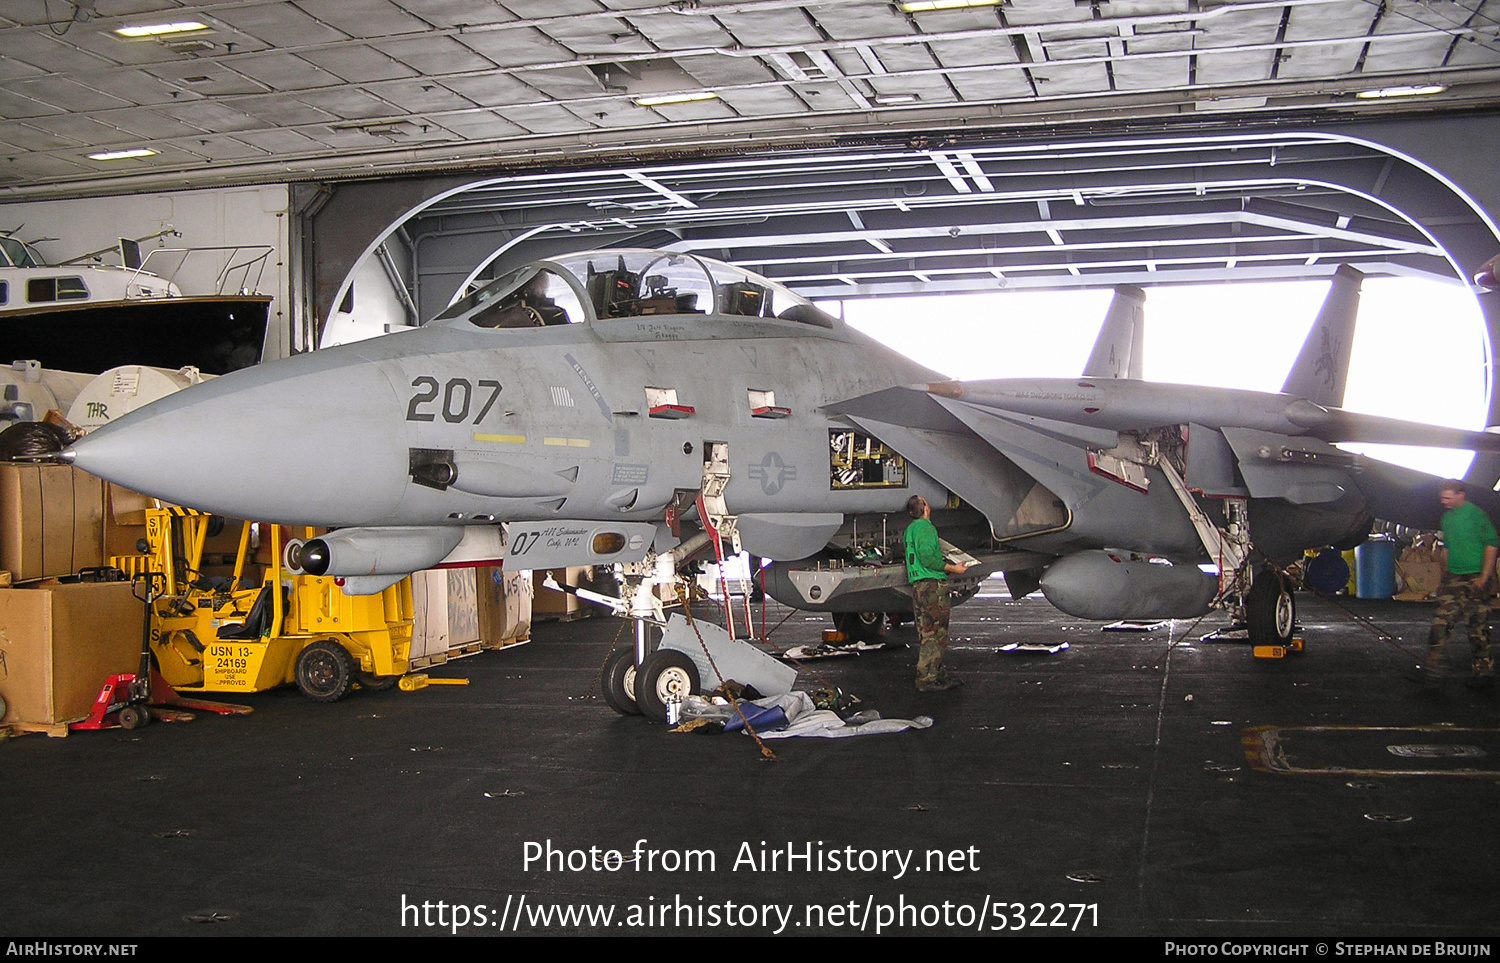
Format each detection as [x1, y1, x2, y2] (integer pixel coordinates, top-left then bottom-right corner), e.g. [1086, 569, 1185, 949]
[0, 464, 106, 581]
[0, 582, 143, 726]
[106, 483, 156, 528]
[102, 483, 158, 560]
[533, 566, 588, 618]
[1395, 535, 1445, 601]
[410, 567, 481, 660]
[477, 566, 532, 647]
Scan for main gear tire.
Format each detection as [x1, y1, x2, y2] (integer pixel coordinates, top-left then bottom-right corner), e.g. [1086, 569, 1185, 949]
[633, 650, 699, 722]
[600, 647, 642, 716]
[1247, 569, 1296, 647]
[296, 640, 355, 703]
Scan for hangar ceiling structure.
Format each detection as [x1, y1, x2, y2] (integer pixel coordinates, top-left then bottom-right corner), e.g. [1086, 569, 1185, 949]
[4, 0, 1500, 198]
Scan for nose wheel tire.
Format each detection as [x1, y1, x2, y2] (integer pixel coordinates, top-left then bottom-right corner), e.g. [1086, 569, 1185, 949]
[633, 650, 699, 723]
[296, 640, 355, 702]
[1247, 569, 1296, 647]
[599, 647, 642, 716]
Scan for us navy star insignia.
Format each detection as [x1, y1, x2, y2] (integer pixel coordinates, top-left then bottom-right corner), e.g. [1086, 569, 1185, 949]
[749, 451, 797, 495]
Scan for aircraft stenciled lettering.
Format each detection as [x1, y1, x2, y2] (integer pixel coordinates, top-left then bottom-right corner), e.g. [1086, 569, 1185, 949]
[639, 323, 688, 341]
[512, 524, 592, 555]
[405, 376, 502, 424]
[1016, 390, 1091, 401]
[612, 463, 649, 484]
[564, 353, 613, 420]
[749, 451, 797, 495]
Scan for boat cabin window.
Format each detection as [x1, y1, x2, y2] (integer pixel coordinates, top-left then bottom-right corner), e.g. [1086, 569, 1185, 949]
[0, 281, 7, 305]
[0, 237, 39, 268]
[27, 276, 89, 303]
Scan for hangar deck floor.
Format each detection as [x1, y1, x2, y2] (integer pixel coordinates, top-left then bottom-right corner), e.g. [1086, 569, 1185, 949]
[3, 588, 1497, 939]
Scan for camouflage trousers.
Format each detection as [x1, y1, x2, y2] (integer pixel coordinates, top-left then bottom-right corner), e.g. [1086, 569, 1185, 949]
[913, 579, 951, 687]
[1426, 571, 1494, 679]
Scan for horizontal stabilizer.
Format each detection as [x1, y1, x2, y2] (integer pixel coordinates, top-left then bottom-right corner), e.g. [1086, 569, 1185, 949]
[1356, 459, 1500, 531]
[1305, 408, 1500, 453]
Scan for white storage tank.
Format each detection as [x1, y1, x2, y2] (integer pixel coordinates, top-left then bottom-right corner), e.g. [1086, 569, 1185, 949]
[0, 359, 94, 423]
[66, 364, 212, 433]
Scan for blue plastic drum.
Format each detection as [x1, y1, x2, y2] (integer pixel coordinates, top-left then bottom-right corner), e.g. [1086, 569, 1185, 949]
[1355, 538, 1398, 599]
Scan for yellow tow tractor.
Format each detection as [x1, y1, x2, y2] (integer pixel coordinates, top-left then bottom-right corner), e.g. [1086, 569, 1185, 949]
[111, 507, 414, 702]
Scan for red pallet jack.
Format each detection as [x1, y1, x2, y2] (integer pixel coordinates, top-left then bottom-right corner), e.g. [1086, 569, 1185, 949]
[70, 574, 253, 733]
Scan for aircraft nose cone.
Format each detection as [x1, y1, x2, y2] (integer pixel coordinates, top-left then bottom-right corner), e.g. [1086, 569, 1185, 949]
[69, 348, 408, 525]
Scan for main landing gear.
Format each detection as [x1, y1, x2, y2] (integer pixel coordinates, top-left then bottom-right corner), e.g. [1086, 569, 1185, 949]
[1245, 566, 1296, 648]
[600, 647, 641, 716]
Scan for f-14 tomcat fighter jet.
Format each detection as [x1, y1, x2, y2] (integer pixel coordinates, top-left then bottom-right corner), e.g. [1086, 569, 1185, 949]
[52, 249, 1500, 706]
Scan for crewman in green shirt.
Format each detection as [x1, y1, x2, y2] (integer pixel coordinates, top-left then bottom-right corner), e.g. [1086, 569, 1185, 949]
[1420, 479, 1499, 688]
[905, 495, 971, 692]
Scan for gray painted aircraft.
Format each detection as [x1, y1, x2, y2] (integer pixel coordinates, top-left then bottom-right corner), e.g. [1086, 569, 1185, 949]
[36, 249, 1500, 712]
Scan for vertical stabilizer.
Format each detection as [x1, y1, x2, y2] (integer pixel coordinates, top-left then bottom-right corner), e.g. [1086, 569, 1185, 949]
[1083, 285, 1146, 380]
[1281, 264, 1362, 407]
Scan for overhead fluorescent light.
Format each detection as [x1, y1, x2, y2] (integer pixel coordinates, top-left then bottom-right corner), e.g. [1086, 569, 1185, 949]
[634, 91, 719, 107]
[898, 0, 1002, 12]
[1355, 84, 1446, 99]
[873, 93, 919, 105]
[113, 21, 210, 39]
[87, 148, 158, 161]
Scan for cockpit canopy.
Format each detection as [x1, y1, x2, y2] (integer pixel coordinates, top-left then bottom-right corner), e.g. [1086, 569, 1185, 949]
[436, 249, 837, 330]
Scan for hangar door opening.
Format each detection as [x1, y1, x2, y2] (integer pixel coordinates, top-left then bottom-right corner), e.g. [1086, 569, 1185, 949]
[311, 129, 1498, 480]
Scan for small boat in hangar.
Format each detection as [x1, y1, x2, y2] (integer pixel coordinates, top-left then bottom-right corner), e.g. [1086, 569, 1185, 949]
[0, 232, 273, 375]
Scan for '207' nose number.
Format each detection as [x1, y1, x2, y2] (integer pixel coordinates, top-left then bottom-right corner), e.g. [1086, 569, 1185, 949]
[406, 377, 502, 424]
